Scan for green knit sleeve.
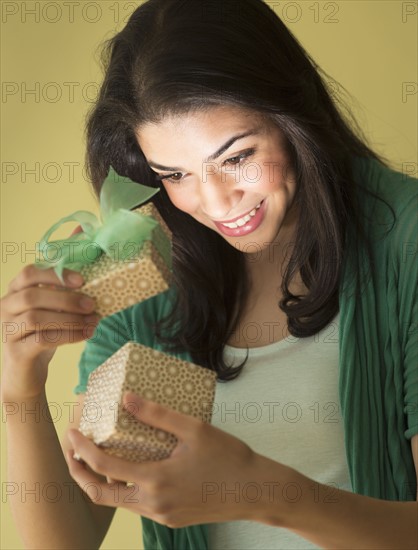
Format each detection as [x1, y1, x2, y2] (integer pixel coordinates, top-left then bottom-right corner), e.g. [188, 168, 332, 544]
[404, 289, 418, 440]
[398, 198, 418, 440]
[74, 308, 132, 394]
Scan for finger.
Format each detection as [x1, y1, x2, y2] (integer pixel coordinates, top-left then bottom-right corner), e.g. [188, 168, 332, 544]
[4, 326, 98, 351]
[72, 452, 125, 483]
[66, 450, 132, 508]
[8, 265, 84, 294]
[67, 430, 141, 482]
[106, 476, 129, 484]
[122, 392, 202, 439]
[4, 286, 97, 317]
[71, 453, 124, 484]
[12, 309, 101, 331]
[70, 225, 83, 236]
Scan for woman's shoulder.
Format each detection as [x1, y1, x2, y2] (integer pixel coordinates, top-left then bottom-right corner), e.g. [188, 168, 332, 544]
[351, 156, 417, 220]
[348, 156, 417, 273]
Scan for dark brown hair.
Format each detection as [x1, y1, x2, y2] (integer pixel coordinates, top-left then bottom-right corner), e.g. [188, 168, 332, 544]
[85, 0, 390, 379]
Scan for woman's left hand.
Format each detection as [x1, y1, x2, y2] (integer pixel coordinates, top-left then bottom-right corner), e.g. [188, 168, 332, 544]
[67, 392, 273, 528]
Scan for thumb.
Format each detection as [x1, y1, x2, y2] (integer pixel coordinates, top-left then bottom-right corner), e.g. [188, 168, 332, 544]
[122, 391, 199, 438]
[70, 225, 83, 237]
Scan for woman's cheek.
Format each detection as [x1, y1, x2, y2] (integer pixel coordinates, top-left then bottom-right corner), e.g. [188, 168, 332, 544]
[243, 162, 263, 185]
[163, 185, 194, 214]
[262, 160, 297, 196]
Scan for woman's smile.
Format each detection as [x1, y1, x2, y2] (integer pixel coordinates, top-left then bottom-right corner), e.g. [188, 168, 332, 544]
[213, 198, 266, 236]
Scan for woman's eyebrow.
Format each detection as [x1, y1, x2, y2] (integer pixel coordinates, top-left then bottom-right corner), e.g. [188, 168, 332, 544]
[147, 128, 262, 172]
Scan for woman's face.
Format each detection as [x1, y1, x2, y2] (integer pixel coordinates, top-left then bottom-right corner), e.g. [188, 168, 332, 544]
[136, 105, 298, 254]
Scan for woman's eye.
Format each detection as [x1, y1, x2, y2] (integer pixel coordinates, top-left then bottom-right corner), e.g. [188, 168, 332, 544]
[155, 149, 255, 184]
[156, 172, 183, 184]
[224, 149, 255, 167]
[226, 156, 242, 166]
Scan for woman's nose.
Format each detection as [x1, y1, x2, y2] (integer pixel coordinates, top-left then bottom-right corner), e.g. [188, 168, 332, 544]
[198, 172, 243, 220]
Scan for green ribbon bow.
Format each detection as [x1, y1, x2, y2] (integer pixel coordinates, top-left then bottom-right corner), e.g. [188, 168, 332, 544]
[35, 167, 168, 283]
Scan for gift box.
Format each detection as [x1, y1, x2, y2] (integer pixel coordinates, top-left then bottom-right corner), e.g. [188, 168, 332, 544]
[35, 167, 173, 318]
[78, 342, 218, 462]
[76, 203, 172, 317]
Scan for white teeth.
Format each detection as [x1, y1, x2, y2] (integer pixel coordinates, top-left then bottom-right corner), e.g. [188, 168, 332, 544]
[221, 201, 263, 229]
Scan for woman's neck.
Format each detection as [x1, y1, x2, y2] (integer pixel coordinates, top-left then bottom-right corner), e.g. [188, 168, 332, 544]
[225, 199, 307, 348]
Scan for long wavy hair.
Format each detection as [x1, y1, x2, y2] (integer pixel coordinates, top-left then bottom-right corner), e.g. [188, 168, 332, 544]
[85, 0, 390, 379]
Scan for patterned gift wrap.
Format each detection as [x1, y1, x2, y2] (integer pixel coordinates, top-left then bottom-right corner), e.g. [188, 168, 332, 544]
[79, 342, 218, 462]
[77, 203, 172, 318]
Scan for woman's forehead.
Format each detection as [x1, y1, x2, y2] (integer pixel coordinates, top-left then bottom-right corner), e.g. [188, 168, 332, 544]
[137, 104, 272, 134]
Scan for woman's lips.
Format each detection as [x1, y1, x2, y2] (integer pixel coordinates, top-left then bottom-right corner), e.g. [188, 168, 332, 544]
[213, 200, 266, 237]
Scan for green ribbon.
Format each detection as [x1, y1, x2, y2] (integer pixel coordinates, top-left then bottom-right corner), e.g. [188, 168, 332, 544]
[35, 167, 170, 283]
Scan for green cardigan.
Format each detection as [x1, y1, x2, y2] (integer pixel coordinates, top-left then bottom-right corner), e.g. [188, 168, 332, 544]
[75, 157, 418, 549]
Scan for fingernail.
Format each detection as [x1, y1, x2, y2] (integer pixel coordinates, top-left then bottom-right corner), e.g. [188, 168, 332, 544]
[67, 272, 83, 286]
[123, 392, 142, 408]
[124, 391, 138, 402]
[85, 314, 101, 324]
[80, 296, 96, 311]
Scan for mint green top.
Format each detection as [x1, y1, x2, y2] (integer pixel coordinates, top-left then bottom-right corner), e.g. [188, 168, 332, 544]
[75, 158, 418, 549]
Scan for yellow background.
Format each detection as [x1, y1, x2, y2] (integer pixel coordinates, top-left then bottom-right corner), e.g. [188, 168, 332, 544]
[1, 1, 417, 548]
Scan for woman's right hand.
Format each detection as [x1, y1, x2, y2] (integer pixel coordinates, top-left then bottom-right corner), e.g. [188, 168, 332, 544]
[0, 264, 100, 400]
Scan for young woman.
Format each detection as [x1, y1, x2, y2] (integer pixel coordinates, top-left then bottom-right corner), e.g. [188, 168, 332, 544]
[2, 0, 417, 548]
